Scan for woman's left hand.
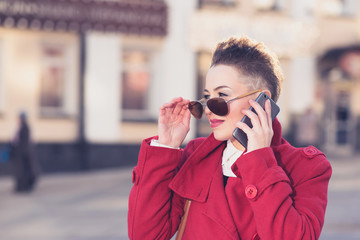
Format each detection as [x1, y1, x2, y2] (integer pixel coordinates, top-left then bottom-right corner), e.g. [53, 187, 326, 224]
[234, 99, 274, 153]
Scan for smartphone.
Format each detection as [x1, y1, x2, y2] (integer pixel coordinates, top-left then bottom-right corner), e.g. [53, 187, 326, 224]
[232, 92, 280, 149]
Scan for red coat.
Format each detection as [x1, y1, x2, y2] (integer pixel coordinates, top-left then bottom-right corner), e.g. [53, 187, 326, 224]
[128, 119, 332, 240]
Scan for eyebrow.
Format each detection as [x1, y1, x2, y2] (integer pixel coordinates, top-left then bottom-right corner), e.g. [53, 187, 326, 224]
[204, 85, 232, 92]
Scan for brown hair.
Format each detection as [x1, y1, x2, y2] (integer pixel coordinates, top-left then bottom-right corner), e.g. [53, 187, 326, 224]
[211, 37, 283, 102]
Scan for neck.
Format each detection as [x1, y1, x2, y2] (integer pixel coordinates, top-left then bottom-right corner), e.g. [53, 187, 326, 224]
[230, 138, 245, 151]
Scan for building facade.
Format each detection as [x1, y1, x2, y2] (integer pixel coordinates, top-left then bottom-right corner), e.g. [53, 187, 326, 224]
[189, 0, 360, 157]
[0, 0, 196, 174]
[0, 0, 359, 174]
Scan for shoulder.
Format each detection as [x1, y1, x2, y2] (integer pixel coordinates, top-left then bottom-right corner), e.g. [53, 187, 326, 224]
[184, 137, 207, 151]
[299, 146, 332, 175]
[176, 137, 208, 169]
[291, 145, 327, 162]
[182, 137, 207, 159]
[296, 145, 330, 172]
[274, 141, 332, 181]
[300, 146, 325, 159]
[275, 140, 327, 162]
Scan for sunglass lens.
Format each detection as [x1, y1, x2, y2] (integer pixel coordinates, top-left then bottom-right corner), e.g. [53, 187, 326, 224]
[207, 98, 228, 116]
[188, 101, 203, 119]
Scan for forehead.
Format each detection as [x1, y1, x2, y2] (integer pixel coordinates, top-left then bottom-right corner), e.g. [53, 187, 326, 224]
[205, 64, 249, 91]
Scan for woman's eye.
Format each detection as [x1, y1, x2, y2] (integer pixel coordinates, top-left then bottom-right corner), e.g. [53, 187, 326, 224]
[218, 92, 228, 97]
[203, 94, 210, 99]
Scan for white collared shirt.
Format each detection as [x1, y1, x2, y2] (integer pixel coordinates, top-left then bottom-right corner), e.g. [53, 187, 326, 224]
[151, 139, 242, 177]
[150, 139, 180, 149]
[222, 140, 243, 177]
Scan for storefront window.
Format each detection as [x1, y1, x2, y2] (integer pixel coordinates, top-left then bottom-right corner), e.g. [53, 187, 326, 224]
[198, 0, 236, 8]
[40, 44, 66, 115]
[121, 49, 152, 120]
[336, 91, 351, 145]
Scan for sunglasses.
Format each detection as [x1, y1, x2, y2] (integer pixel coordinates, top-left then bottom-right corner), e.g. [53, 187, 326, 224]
[188, 89, 263, 119]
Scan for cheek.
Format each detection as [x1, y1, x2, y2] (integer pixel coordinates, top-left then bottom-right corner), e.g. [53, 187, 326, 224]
[227, 102, 248, 121]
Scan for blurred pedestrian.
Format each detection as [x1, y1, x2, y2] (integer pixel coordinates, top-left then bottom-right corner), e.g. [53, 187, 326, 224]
[10, 112, 40, 193]
[128, 37, 332, 240]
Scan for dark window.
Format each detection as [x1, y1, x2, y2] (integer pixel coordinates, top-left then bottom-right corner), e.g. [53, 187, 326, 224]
[40, 45, 65, 114]
[121, 50, 152, 120]
[336, 91, 351, 144]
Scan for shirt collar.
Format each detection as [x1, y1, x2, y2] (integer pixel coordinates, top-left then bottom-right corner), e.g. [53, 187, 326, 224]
[222, 140, 243, 177]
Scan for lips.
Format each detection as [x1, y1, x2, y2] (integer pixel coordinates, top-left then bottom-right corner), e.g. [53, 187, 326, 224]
[209, 119, 224, 128]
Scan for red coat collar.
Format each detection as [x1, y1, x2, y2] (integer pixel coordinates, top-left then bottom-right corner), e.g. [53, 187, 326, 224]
[169, 118, 282, 202]
[169, 133, 225, 202]
[271, 118, 282, 146]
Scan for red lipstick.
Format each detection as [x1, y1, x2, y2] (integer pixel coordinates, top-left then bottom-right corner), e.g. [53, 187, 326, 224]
[209, 119, 224, 128]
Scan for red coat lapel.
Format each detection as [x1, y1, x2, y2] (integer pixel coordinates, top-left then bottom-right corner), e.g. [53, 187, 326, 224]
[169, 133, 225, 202]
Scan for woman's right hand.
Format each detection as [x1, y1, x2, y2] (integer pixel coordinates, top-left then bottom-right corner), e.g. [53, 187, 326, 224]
[158, 97, 191, 148]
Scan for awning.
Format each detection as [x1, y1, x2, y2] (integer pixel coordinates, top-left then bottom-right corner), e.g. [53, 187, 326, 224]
[0, 0, 167, 36]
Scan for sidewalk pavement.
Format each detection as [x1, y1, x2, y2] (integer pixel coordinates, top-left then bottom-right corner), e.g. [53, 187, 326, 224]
[0, 168, 132, 240]
[320, 155, 360, 240]
[0, 155, 359, 240]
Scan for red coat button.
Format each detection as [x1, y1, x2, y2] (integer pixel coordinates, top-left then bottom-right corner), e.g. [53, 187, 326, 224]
[303, 146, 319, 157]
[245, 185, 258, 199]
[132, 168, 139, 185]
[252, 233, 260, 240]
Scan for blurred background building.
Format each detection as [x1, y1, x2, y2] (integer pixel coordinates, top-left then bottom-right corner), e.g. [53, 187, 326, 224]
[0, 0, 359, 175]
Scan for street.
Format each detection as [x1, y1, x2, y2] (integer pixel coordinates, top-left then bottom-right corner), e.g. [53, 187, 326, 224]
[0, 168, 131, 240]
[320, 156, 360, 240]
[0, 155, 359, 240]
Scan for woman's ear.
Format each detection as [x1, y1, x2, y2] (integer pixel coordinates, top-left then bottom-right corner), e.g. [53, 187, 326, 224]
[263, 90, 272, 99]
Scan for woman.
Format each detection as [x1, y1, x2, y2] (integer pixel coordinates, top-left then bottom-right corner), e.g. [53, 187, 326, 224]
[10, 112, 40, 192]
[128, 37, 332, 240]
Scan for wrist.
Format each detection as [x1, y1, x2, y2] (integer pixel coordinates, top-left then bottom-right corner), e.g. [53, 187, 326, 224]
[157, 137, 181, 149]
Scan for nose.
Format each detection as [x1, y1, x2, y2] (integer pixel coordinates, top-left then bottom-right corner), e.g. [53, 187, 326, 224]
[204, 102, 211, 116]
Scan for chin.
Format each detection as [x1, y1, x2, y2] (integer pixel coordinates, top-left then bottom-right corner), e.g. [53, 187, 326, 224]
[213, 130, 232, 142]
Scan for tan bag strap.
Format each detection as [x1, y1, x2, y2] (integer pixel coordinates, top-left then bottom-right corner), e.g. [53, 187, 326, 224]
[175, 199, 191, 240]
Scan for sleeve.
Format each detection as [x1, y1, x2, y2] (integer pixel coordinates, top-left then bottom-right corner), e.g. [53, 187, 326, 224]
[150, 139, 180, 149]
[231, 147, 332, 240]
[128, 136, 194, 240]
